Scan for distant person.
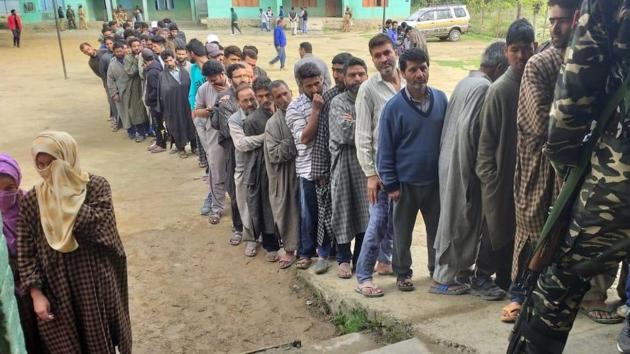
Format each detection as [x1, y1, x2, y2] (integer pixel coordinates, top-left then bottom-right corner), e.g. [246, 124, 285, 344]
[301, 7, 308, 33]
[7, 9, 22, 48]
[404, 25, 428, 56]
[269, 18, 287, 70]
[78, 5, 87, 29]
[133, 5, 144, 22]
[289, 6, 298, 35]
[18, 131, 131, 353]
[57, 5, 65, 30]
[143, 49, 166, 153]
[230, 8, 242, 35]
[278, 5, 285, 18]
[266, 6, 274, 28]
[107, 42, 133, 138]
[259, 8, 270, 32]
[158, 50, 197, 158]
[293, 42, 331, 94]
[223, 45, 243, 65]
[343, 6, 352, 32]
[66, 5, 76, 30]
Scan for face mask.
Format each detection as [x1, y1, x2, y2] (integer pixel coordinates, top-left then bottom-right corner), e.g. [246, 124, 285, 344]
[37, 163, 53, 181]
[0, 190, 17, 212]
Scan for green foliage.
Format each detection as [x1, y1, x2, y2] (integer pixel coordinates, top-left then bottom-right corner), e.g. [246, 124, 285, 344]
[333, 309, 371, 334]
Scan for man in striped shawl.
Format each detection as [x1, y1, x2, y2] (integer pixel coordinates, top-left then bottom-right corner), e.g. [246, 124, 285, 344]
[329, 57, 370, 279]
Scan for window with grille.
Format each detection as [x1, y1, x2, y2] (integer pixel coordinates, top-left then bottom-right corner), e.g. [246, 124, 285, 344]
[292, 0, 316, 7]
[155, 0, 174, 11]
[233, 0, 258, 6]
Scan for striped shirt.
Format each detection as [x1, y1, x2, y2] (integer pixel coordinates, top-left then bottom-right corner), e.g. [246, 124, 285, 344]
[355, 71, 406, 177]
[286, 93, 315, 180]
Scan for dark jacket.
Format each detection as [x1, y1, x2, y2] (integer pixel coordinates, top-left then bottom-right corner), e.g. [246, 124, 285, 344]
[144, 60, 163, 116]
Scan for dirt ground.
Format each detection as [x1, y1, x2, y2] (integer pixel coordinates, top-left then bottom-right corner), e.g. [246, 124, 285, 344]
[0, 27, 490, 353]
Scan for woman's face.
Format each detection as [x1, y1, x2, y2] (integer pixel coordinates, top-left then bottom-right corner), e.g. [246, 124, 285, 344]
[36, 152, 56, 170]
[0, 174, 17, 192]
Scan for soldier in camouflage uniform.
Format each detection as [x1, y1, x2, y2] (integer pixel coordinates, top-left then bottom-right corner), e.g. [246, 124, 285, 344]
[511, 0, 630, 353]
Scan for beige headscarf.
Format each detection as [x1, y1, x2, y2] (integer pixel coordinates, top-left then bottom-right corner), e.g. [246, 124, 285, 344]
[31, 131, 90, 253]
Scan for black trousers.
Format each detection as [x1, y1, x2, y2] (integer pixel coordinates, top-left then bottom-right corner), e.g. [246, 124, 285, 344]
[152, 113, 166, 148]
[231, 21, 242, 34]
[475, 225, 513, 291]
[12, 29, 20, 47]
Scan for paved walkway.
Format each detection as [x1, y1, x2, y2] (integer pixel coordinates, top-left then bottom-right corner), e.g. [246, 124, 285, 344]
[299, 215, 624, 353]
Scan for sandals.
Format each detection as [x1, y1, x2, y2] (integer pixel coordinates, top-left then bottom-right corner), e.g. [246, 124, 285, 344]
[244, 241, 257, 257]
[429, 282, 470, 295]
[265, 251, 279, 262]
[229, 231, 242, 246]
[580, 304, 624, 324]
[501, 302, 522, 323]
[279, 255, 297, 269]
[296, 257, 312, 270]
[337, 262, 352, 279]
[356, 281, 384, 298]
[375, 262, 394, 276]
[396, 277, 415, 292]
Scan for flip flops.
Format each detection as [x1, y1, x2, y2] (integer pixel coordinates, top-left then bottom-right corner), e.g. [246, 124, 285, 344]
[396, 277, 415, 292]
[296, 257, 312, 270]
[279, 256, 297, 269]
[356, 282, 385, 298]
[501, 302, 522, 323]
[580, 305, 624, 324]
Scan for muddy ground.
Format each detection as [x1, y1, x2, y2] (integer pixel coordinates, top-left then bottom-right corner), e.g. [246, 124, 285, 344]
[0, 27, 488, 353]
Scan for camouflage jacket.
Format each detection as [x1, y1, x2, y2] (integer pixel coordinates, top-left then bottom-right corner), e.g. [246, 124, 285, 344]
[545, 0, 630, 173]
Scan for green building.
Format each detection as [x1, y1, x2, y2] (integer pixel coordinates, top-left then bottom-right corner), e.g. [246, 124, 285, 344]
[1, 0, 409, 24]
[209, 0, 411, 20]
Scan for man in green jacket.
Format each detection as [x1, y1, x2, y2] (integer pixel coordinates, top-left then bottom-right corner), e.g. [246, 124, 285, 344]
[230, 8, 242, 35]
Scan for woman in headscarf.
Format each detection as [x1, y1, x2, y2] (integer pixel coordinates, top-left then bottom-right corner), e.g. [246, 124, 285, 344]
[17, 131, 131, 354]
[0, 153, 44, 353]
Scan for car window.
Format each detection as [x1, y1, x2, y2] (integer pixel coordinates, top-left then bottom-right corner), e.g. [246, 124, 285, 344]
[419, 11, 434, 22]
[407, 14, 418, 21]
[436, 9, 452, 20]
[454, 7, 467, 18]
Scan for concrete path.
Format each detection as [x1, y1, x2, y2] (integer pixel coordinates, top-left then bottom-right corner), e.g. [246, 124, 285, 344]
[298, 216, 624, 353]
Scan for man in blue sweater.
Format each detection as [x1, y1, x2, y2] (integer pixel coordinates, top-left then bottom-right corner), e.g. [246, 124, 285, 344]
[377, 48, 448, 291]
[269, 18, 287, 70]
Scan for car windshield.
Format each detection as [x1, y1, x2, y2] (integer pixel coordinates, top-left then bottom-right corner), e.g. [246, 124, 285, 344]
[408, 11, 425, 21]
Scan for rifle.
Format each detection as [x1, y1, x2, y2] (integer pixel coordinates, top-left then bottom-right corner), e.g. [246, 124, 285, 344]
[507, 74, 630, 354]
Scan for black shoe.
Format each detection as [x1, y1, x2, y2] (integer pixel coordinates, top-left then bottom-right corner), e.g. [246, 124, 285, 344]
[471, 276, 506, 301]
[617, 319, 630, 353]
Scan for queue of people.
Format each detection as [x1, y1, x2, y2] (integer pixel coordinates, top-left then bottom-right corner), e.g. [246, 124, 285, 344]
[2, 0, 630, 352]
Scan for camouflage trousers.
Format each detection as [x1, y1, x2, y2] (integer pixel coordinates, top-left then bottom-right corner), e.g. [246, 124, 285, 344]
[517, 134, 630, 353]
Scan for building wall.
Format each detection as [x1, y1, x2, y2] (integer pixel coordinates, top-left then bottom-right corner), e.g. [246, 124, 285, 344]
[17, 0, 89, 23]
[208, 0, 330, 19]
[344, 0, 410, 20]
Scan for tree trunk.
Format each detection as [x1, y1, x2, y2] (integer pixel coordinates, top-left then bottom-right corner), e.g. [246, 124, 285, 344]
[480, 7, 485, 31]
[516, 1, 523, 19]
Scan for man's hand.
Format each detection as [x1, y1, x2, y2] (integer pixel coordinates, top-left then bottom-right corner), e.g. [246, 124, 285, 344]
[388, 189, 400, 202]
[318, 178, 328, 187]
[112, 94, 120, 103]
[367, 175, 380, 205]
[341, 113, 353, 122]
[312, 93, 324, 112]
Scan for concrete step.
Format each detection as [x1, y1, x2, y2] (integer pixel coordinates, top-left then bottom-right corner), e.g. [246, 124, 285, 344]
[361, 338, 432, 354]
[256, 332, 380, 353]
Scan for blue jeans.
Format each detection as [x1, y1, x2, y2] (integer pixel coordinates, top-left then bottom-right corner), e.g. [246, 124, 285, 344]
[298, 177, 331, 258]
[261, 21, 269, 31]
[269, 46, 286, 68]
[302, 20, 308, 33]
[356, 189, 394, 284]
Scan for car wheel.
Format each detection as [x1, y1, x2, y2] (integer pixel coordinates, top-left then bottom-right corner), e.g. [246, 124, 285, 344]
[448, 28, 461, 42]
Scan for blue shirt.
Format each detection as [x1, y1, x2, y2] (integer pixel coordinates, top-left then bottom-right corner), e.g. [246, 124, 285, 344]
[274, 26, 286, 48]
[387, 28, 398, 46]
[377, 87, 448, 192]
[188, 63, 206, 109]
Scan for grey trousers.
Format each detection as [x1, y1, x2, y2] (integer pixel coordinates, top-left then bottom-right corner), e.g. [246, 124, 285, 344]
[194, 117, 226, 215]
[392, 182, 440, 279]
[234, 171, 254, 242]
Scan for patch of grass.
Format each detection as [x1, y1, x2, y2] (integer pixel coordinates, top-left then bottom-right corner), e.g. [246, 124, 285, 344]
[434, 58, 480, 71]
[333, 309, 371, 334]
